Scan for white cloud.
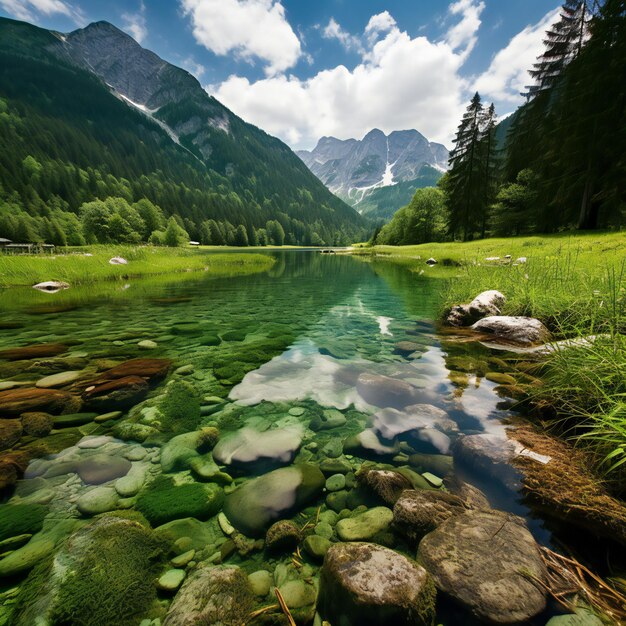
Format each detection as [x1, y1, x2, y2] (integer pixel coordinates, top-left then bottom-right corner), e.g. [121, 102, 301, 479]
[444, 0, 485, 58]
[322, 17, 364, 54]
[474, 8, 561, 105]
[364, 11, 397, 44]
[122, 1, 147, 44]
[0, 0, 82, 23]
[180, 0, 301, 76]
[212, 12, 475, 149]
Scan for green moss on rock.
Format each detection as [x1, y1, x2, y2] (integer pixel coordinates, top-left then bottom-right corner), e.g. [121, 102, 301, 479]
[159, 379, 201, 433]
[0, 503, 47, 542]
[136, 475, 224, 526]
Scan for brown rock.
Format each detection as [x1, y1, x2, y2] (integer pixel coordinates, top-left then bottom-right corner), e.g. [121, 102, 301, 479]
[82, 376, 149, 411]
[0, 387, 79, 416]
[0, 419, 23, 450]
[20, 412, 54, 437]
[356, 467, 413, 505]
[102, 358, 171, 381]
[0, 449, 31, 491]
[0, 343, 68, 361]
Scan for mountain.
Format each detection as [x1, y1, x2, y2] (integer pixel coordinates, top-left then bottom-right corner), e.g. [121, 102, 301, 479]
[0, 18, 366, 245]
[297, 129, 448, 219]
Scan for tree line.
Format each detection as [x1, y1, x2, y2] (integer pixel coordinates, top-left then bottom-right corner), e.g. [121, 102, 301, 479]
[376, 0, 624, 245]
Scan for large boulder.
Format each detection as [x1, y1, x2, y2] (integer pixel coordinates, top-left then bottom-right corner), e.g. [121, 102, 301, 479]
[471, 316, 550, 345]
[319, 542, 436, 626]
[213, 426, 303, 472]
[418, 510, 547, 624]
[446, 290, 505, 326]
[392, 489, 466, 543]
[163, 565, 254, 626]
[223, 464, 324, 537]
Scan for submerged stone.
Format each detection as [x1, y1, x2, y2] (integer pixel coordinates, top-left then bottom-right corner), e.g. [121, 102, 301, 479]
[336, 506, 393, 541]
[223, 464, 325, 537]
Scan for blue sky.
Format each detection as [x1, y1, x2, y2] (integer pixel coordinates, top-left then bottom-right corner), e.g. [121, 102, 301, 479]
[1, 0, 560, 149]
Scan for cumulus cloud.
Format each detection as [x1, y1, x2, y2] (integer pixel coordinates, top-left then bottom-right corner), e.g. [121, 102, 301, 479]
[211, 4, 486, 149]
[474, 8, 561, 105]
[180, 0, 301, 76]
[444, 0, 485, 57]
[0, 0, 83, 23]
[122, 1, 147, 44]
[322, 17, 364, 54]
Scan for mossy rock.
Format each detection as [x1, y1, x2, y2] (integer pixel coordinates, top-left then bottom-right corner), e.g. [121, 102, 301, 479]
[158, 379, 201, 433]
[485, 372, 517, 385]
[136, 475, 224, 526]
[221, 329, 247, 342]
[0, 503, 47, 542]
[445, 356, 488, 376]
[11, 516, 168, 626]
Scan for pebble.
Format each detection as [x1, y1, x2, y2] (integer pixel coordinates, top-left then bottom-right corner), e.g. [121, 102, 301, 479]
[174, 365, 194, 375]
[138, 340, 158, 350]
[94, 411, 122, 423]
[288, 407, 306, 416]
[325, 474, 346, 492]
[35, 370, 82, 388]
[157, 569, 186, 592]
[248, 570, 273, 597]
[171, 549, 195, 568]
[422, 472, 443, 488]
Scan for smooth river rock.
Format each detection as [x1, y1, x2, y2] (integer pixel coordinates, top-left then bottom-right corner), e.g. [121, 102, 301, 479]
[446, 290, 506, 326]
[336, 506, 393, 541]
[319, 542, 436, 626]
[418, 509, 547, 624]
[472, 315, 550, 345]
[356, 373, 422, 409]
[223, 464, 325, 537]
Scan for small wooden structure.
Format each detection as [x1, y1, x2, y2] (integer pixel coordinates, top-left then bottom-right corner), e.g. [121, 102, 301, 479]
[1, 241, 56, 255]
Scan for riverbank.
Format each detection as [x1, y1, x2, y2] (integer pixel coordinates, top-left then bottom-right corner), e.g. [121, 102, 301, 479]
[0, 246, 275, 288]
[356, 231, 626, 488]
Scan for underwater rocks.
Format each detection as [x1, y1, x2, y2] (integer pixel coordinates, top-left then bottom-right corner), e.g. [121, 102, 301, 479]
[356, 467, 413, 505]
[265, 520, 301, 552]
[213, 425, 303, 472]
[163, 565, 254, 626]
[356, 373, 422, 409]
[0, 387, 79, 416]
[0, 419, 22, 450]
[319, 542, 436, 626]
[392, 489, 467, 543]
[336, 506, 393, 541]
[0, 343, 68, 361]
[223, 464, 325, 537]
[418, 510, 547, 624]
[101, 357, 172, 381]
[472, 315, 551, 346]
[35, 370, 82, 389]
[446, 290, 506, 327]
[82, 375, 149, 411]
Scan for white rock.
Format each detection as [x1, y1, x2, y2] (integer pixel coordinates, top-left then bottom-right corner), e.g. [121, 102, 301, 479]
[472, 316, 550, 345]
[109, 257, 128, 265]
[32, 281, 70, 293]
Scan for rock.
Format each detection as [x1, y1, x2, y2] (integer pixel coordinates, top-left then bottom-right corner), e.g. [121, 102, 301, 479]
[82, 376, 149, 411]
[158, 569, 186, 592]
[446, 290, 506, 326]
[421, 472, 443, 488]
[0, 419, 22, 450]
[223, 464, 325, 537]
[393, 341, 425, 355]
[155, 518, 217, 552]
[356, 373, 421, 409]
[248, 570, 272, 596]
[163, 565, 254, 626]
[278, 579, 318, 620]
[303, 535, 331, 561]
[408, 453, 453, 476]
[320, 457, 352, 474]
[336, 506, 393, 541]
[112, 422, 158, 442]
[76, 487, 119, 516]
[109, 256, 128, 265]
[485, 372, 517, 385]
[325, 473, 346, 492]
[356, 467, 412, 505]
[545, 608, 604, 626]
[213, 426, 303, 472]
[75, 454, 132, 484]
[418, 510, 547, 623]
[138, 340, 158, 350]
[0, 536, 56, 577]
[171, 549, 195, 567]
[393, 490, 466, 542]
[472, 315, 550, 345]
[20, 412, 53, 437]
[115, 463, 146, 497]
[266, 520, 301, 551]
[32, 281, 70, 293]
[288, 406, 306, 416]
[426, 257, 437, 265]
[319, 542, 436, 626]
[218, 512, 235, 536]
[52, 412, 97, 427]
[310, 409, 347, 431]
[35, 371, 82, 388]
[0, 387, 78, 415]
[453, 434, 522, 490]
[102, 358, 171, 380]
[0, 343, 67, 361]
[160, 431, 205, 473]
[94, 410, 122, 423]
[343, 429, 397, 458]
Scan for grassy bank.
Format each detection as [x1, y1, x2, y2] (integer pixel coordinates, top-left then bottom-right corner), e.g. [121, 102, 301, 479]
[357, 231, 626, 484]
[0, 245, 275, 287]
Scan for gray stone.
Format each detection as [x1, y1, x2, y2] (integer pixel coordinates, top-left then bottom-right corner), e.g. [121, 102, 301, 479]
[303, 535, 331, 561]
[319, 542, 436, 626]
[158, 569, 186, 592]
[325, 473, 346, 492]
[356, 373, 421, 409]
[472, 315, 550, 345]
[36, 370, 82, 388]
[76, 487, 119, 516]
[418, 510, 547, 624]
[446, 290, 505, 326]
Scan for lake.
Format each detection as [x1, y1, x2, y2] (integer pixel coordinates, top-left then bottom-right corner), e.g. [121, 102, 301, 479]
[0, 250, 563, 624]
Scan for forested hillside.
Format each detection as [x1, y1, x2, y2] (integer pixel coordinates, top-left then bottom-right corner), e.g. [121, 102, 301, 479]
[376, 0, 624, 246]
[0, 18, 366, 246]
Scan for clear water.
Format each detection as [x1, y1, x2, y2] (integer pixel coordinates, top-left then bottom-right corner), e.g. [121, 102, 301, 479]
[0, 251, 556, 624]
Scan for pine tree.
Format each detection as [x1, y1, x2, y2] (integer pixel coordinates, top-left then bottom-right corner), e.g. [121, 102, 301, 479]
[478, 103, 499, 237]
[445, 93, 485, 240]
[526, 0, 598, 99]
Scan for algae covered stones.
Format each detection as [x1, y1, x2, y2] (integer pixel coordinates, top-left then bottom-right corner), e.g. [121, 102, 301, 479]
[319, 542, 436, 626]
[418, 509, 547, 624]
[223, 464, 325, 537]
[336, 506, 393, 541]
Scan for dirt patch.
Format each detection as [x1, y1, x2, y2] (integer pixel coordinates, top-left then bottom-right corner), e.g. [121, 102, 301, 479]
[509, 423, 626, 547]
